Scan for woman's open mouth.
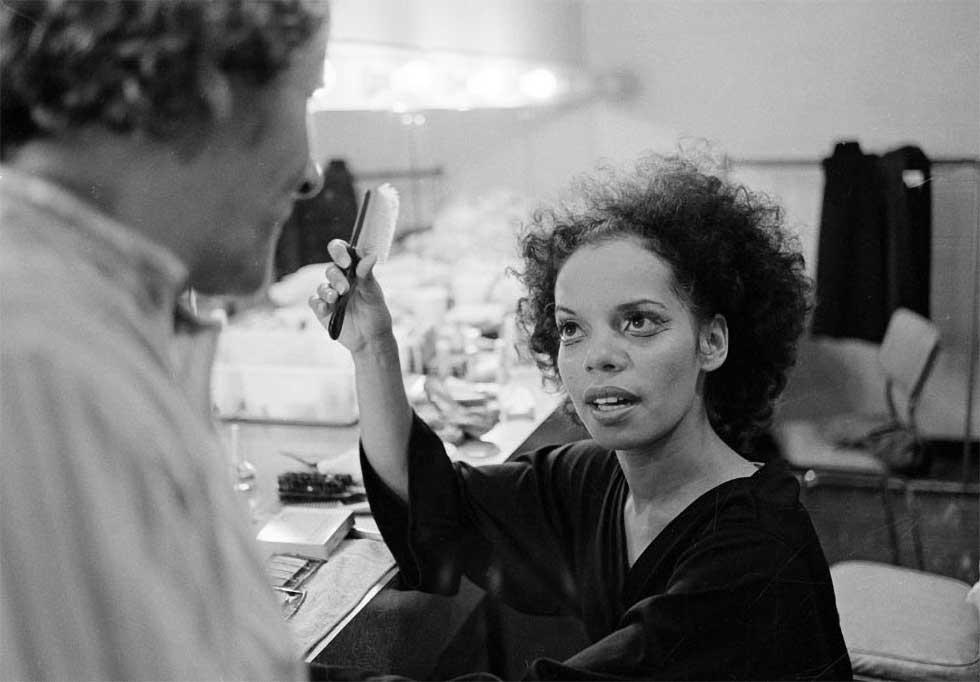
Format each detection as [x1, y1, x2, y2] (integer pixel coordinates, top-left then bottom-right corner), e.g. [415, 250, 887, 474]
[589, 396, 637, 412]
[583, 387, 640, 423]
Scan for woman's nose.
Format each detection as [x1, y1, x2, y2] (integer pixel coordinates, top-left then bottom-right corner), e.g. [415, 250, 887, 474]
[584, 334, 628, 373]
[293, 158, 323, 200]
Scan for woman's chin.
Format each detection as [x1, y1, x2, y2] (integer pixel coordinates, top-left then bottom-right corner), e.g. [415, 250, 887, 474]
[586, 425, 651, 452]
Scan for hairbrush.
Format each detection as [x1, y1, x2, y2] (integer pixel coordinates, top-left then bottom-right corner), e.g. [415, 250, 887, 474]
[327, 183, 399, 340]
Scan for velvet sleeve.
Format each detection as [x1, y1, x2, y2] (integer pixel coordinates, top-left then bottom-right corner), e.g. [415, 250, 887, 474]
[361, 413, 602, 617]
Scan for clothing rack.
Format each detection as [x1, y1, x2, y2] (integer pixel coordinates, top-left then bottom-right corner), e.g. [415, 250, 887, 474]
[728, 152, 980, 486]
[725, 156, 980, 168]
[355, 166, 444, 181]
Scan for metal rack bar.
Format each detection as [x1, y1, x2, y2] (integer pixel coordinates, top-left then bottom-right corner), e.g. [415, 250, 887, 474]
[726, 156, 980, 167]
[355, 166, 444, 181]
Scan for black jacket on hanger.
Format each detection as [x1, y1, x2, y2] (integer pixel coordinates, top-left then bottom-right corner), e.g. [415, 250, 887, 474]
[879, 145, 932, 320]
[811, 142, 931, 342]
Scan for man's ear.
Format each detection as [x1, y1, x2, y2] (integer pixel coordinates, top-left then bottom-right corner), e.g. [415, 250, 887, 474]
[698, 314, 728, 372]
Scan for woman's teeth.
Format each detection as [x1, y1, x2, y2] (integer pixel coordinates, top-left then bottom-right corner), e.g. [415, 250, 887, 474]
[590, 397, 634, 410]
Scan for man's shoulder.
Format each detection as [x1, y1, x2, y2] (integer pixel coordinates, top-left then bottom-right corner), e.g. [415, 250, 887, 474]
[3, 287, 135, 365]
[3, 237, 153, 352]
[3, 323, 162, 412]
[2, 280, 168, 414]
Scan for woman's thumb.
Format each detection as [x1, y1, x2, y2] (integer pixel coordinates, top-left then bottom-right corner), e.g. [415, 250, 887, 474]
[356, 252, 378, 280]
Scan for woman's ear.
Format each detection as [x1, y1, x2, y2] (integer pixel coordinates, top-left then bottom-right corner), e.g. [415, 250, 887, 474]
[698, 314, 728, 372]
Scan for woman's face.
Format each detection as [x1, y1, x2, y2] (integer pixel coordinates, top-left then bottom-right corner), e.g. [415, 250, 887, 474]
[554, 236, 720, 453]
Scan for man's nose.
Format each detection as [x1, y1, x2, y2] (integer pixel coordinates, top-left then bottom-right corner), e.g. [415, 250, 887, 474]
[293, 158, 323, 200]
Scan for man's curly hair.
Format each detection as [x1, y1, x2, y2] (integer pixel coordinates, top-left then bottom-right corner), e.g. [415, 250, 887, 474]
[1, 0, 327, 158]
[515, 153, 812, 451]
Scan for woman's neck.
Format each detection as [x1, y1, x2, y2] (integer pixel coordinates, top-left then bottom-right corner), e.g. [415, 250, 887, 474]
[618, 417, 758, 566]
[615, 415, 756, 511]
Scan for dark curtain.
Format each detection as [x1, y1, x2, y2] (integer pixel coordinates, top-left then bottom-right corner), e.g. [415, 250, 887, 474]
[275, 158, 359, 281]
[811, 142, 931, 342]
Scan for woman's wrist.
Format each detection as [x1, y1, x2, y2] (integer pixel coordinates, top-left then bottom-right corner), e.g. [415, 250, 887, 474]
[350, 330, 400, 365]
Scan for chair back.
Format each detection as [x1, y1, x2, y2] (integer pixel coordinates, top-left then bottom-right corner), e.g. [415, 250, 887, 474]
[877, 308, 940, 426]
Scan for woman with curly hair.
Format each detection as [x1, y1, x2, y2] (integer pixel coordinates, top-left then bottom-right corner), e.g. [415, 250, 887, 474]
[2, 2, 328, 680]
[310, 154, 852, 680]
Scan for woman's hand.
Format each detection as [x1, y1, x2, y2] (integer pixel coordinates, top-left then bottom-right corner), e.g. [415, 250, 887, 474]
[308, 239, 393, 354]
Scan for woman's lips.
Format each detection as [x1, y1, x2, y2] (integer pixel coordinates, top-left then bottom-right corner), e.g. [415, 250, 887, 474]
[582, 386, 640, 424]
[583, 386, 640, 405]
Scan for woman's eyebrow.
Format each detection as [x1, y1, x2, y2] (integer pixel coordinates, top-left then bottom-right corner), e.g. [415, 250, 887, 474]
[554, 305, 576, 316]
[615, 299, 668, 312]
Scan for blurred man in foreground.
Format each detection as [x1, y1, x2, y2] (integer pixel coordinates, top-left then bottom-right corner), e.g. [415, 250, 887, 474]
[1, 2, 329, 678]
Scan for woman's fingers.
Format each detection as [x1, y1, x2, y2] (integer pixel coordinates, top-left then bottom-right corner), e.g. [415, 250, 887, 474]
[315, 281, 340, 303]
[308, 294, 329, 319]
[322, 262, 349, 295]
[325, 238, 377, 281]
[309, 245, 383, 334]
[327, 238, 353, 267]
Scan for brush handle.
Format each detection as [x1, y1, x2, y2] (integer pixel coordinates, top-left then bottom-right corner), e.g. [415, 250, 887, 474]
[327, 245, 362, 340]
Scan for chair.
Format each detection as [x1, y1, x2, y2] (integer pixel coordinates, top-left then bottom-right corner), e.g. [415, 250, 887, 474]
[830, 560, 980, 681]
[773, 308, 941, 567]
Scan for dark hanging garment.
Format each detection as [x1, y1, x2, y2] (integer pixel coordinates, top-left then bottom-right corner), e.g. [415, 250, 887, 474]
[811, 142, 932, 342]
[878, 146, 931, 319]
[812, 142, 888, 341]
[275, 159, 359, 281]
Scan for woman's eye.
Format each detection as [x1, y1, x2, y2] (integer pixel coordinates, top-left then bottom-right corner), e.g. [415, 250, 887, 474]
[624, 314, 658, 334]
[557, 320, 581, 341]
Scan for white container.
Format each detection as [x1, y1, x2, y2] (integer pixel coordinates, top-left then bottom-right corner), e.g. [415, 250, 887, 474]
[212, 362, 358, 425]
[216, 326, 351, 367]
[211, 320, 359, 425]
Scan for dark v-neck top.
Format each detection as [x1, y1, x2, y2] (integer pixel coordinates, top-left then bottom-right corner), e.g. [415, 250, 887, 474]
[363, 414, 852, 681]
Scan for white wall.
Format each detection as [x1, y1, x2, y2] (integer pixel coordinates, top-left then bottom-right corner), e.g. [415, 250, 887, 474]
[584, 0, 979, 160]
[315, 1, 979, 199]
[328, 0, 584, 64]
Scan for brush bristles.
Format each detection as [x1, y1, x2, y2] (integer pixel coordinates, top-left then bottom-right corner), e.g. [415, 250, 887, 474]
[360, 183, 399, 264]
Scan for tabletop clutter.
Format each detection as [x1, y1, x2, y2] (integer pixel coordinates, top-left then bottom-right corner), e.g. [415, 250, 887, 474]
[211, 190, 538, 440]
[203, 194, 552, 644]
[209, 194, 543, 630]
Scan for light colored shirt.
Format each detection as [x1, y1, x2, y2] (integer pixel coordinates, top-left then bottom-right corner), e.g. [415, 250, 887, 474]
[0, 169, 306, 681]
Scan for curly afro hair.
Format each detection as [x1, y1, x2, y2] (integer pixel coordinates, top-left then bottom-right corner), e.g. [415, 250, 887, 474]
[515, 153, 811, 451]
[1, 0, 327, 158]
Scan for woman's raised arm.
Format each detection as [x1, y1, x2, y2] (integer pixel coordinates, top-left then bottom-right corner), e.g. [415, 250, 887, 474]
[309, 239, 412, 500]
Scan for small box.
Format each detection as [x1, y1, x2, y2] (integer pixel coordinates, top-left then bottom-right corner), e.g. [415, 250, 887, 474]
[256, 506, 354, 560]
